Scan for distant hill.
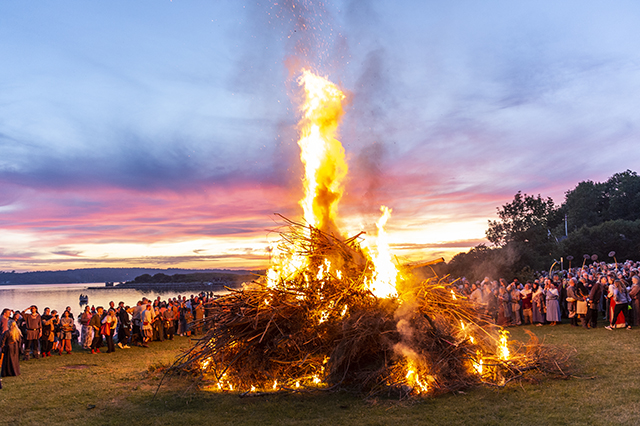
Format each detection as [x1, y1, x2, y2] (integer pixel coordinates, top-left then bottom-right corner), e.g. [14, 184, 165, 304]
[0, 268, 262, 285]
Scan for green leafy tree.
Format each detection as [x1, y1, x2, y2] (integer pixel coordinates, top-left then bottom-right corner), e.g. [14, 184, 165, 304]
[486, 191, 557, 247]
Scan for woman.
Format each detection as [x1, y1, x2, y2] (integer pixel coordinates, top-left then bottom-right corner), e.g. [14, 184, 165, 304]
[606, 280, 632, 330]
[102, 308, 118, 353]
[497, 286, 512, 326]
[1, 320, 22, 377]
[532, 282, 546, 325]
[59, 310, 74, 354]
[79, 306, 93, 350]
[545, 280, 561, 325]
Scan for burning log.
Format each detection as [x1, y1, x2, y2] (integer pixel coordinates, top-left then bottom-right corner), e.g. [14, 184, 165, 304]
[170, 218, 572, 398]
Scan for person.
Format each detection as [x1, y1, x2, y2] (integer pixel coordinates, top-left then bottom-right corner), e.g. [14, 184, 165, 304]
[1, 309, 10, 338]
[152, 307, 164, 342]
[116, 302, 131, 349]
[532, 283, 545, 325]
[587, 276, 604, 329]
[1, 320, 22, 377]
[194, 299, 204, 335]
[89, 307, 104, 354]
[544, 281, 561, 326]
[40, 308, 54, 357]
[22, 306, 42, 360]
[163, 301, 176, 341]
[566, 278, 578, 327]
[102, 308, 118, 353]
[59, 310, 74, 354]
[605, 280, 632, 330]
[510, 284, 522, 325]
[497, 286, 511, 326]
[629, 276, 640, 326]
[79, 306, 93, 350]
[141, 304, 154, 348]
[521, 283, 533, 325]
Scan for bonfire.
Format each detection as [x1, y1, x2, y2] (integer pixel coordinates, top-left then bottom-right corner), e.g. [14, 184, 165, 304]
[171, 70, 570, 398]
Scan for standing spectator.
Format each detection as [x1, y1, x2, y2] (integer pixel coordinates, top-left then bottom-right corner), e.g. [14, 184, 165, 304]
[1, 320, 22, 377]
[521, 283, 533, 325]
[532, 283, 545, 325]
[566, 279, 578, 327]
[79, 306, 93, 350]
[194, 299, 205, 335]
[0, 309, 10, 338]
[22, 306, 41, 360]
[59, 310, 74, 354]
[40, 308, 54, 357]
[586, 277, 604, 329]
[629, 276, 640, 327]
[141, 304, 154, 348]
[89, 307, 104, 354]
[163, 302, 176, 341]
[606, 280, 632, 330]
[510, 284, 522, 325]
[544, 281, 561, 326]
[116, 302, 131, 349]
[102, 308, 118, 353]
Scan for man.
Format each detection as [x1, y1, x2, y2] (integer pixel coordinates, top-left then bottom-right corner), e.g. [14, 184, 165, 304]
[131, 300, 146, 346]
[22, 305, 42, 360]
[566, 278, 578, 327]
[510, 283, 522, 325]
[89, 306, 104, 354]
[162, 301, 176, 341]
[520, 283, 533, 325]
[116, 302, 131, 349]
[1, 308, 11, 339]
[586, 277, 604, 329]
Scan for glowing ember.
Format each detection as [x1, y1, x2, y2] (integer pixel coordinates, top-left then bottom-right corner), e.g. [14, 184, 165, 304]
[405, 360, 429, 394]
[473, 351, 483, 375]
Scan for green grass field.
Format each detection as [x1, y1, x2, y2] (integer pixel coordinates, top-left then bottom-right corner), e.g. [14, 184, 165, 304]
[1, 324, 640, 426]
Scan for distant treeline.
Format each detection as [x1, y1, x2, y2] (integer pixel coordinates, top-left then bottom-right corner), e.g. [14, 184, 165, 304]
[0, 268, 260, 285]
[129, 271, 261, 285]
[447, 170, 640, 282]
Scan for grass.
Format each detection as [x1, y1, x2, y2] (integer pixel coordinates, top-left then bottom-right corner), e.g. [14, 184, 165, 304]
[2, 324, 640, 425]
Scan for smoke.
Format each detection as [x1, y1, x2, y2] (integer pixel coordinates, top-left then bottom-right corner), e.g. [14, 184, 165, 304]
[392, 297, 424, 364]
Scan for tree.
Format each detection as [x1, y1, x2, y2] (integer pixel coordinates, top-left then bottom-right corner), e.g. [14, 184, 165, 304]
[605, 170, 640, 222]
[486, 191, 557, 247]
[563, 180, 607, 231]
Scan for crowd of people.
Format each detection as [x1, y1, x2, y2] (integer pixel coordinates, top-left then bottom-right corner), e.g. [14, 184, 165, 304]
[458, 260, 640, 330]
[3, 260, 640, 382]
[1, 292, 216, 379]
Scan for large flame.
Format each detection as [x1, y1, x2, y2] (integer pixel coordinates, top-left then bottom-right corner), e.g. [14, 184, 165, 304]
[363, 206, 398, 298]
[267, 70, 401, 299]
[297, 69, 347, 232]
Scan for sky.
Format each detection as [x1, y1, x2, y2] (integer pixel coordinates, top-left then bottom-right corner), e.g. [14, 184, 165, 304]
[2, 0, 640, 272]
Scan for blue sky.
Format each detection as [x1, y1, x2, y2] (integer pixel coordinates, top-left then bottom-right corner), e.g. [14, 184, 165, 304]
[2, 0, 640, 271]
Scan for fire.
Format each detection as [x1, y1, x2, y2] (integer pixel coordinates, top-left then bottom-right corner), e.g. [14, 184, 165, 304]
[363, 206, 399, 298]
[404, 360, 429, 394]
[266, 70, 401, 300]
[297, 69, 347, 232]
[498, 329, 510, 361]
[473, 351, 483, 375]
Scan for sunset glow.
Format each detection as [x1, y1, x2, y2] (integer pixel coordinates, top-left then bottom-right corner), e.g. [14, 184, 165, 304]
[2, 1, 640, 272]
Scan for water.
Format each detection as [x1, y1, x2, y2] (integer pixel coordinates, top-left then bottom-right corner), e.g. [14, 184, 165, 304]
[0, 283, 223, 317]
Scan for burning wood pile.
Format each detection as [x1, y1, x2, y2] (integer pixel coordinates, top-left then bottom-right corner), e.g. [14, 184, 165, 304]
[170, 70, 571, 397]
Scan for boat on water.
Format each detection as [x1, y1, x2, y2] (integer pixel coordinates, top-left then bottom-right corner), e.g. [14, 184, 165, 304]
[79, 294, 89, 304]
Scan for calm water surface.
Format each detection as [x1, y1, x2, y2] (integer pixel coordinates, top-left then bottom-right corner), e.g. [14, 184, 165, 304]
[0, 283, 225, 317]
